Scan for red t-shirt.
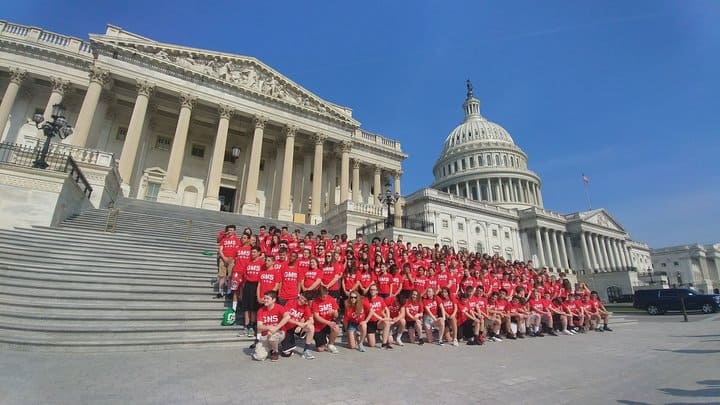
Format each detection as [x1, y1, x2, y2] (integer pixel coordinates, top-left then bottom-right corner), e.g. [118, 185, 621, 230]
[219, 236, 240, 258]
[376, 273, 392, 295]
[414, 276, 428, 295]
[283, 300, 311, 331]
[494, 298, 509, 313]
[423, 297, 440, 317]
[235, 245, 252, 269]
[258, 267, 280, 296]
[385, 296, 401, 318]
[301, 267, 321, 290]
[363, 296, 387, 321]
[321, 263, 342, 291]
[436, 272, 451, 289]
[345, 304, 368, 324]
[243, 258, 264, 283]
[403, 300, 422, 321]
[312, 295, 338, 331]
[278, 264, 301, 301]
[257, 303, 286, 336]
[529, 299, 546, 313]
[358, 271, 376, 290]
[438, 297, 456, 317]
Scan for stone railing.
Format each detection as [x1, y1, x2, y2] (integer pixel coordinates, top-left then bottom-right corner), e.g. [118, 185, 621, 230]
[356, 129, 403, 153]
[22, 137, 115, 168]
[0, 20, 93, 55]
[324, 200, 386, 219]
[410, 188, 517, 216]
[518, 206, 566, 221]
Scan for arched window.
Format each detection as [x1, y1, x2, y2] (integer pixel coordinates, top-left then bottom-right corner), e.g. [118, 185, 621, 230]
[495, 155, 500, 166]
[461, 159, 466, 170]
[454, 161, 458, 172]
[503, 155, 508, 166]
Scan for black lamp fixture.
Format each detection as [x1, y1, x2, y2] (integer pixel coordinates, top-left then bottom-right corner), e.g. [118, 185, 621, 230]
[230, 146, 242, 159]
[378, 184, 400, 228]
[31, 103, 73, 169]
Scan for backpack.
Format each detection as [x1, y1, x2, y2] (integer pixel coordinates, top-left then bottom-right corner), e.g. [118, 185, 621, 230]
[221, 308, 236, 326]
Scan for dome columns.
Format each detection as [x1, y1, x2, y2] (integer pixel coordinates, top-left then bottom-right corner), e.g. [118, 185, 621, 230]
[440, 176, 542, 207]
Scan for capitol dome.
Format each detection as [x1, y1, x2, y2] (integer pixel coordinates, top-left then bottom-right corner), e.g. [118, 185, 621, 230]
[431, 81, 544, 209]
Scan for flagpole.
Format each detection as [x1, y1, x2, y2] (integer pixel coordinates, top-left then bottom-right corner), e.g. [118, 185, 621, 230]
[582, 173, 592, 210]
[584, 183, 592, 210]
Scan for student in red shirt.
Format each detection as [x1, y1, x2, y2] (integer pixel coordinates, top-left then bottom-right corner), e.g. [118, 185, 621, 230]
[422, 287, 445, 345]
[311, 286, 340, 354]
[357, 262, 376, 296]
[438, 287, 459, 346]
[280, 292, 316, 359]
[457, 292, 483, 345]
[549, 297, 575, 335]
[363, 285, 393, 349]
[343, 292, 368, 352]
[385, 294, 406, 346]
[300, 258, 322, 299]
[278, 249, 301, 305]
[507, 295, 529, 338]
[403, 290, 424, 344]
[252, 291, 290, 362]
[414, 267, 429, 296]
[257, 255, 281, 300]
[217, 225, 240, 298]
[587, 292, 613, 332]
[242, 246, 264, 338]
[563, 294, 585, 332]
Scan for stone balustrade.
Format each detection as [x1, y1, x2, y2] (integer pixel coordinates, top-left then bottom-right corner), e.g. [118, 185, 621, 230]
[357, 129, 402, 152]
[0, 20, 93, 55]
[23, 137, 115, 168]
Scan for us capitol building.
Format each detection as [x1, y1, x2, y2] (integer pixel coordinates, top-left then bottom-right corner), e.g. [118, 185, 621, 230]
[0, 20, 665, 299]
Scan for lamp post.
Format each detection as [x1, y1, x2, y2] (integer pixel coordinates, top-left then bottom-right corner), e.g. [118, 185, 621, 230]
[31, 104, 73, 169]
[378, 185, 400, 228]
[231, 146, 242, 160]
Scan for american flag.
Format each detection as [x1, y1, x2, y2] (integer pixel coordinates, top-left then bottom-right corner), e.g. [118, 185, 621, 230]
[582, 174, 590, 185]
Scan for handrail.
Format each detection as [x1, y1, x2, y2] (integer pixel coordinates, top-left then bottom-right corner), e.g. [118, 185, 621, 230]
[65, 156, 93, 198]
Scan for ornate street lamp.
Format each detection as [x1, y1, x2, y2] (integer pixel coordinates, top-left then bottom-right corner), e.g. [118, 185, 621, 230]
[31, 103, 73, 169]
[230, 146, 242, 159]
[378, 185, 400, 228]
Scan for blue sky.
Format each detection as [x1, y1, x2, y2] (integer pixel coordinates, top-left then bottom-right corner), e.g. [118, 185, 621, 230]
[5, 1, 719, 247]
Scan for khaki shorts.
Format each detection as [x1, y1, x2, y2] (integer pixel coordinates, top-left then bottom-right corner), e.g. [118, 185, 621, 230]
[253, 331, 286, 360]
[218, 259, 234, 278]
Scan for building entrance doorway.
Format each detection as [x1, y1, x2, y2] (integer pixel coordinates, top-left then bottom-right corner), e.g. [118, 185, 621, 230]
[218, 187, 236, 212]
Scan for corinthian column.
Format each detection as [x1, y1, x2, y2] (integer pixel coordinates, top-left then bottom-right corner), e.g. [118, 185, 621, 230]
[339, 141, 351, 203]
[0, 68, 27, 140]
[277, 125, 297, 221]
[535, 227, 546, 267]
[202, 104, 234, 210]
[309, 133, 326, 224]
[373, 165, 382, 205]
[241, 115, 267, 216]
[71, 67, 109, 147]
[352, 159, 361, 203]
[43, 77, 71, 122]
[161, 93, 196, 199]
[118, 80, 154, 193]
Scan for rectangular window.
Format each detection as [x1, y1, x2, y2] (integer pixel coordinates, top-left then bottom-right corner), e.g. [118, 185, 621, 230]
[116, 127, 127, 141]
[461, 159, 466, 170]
[191, 144, 205, 158]
[469, 157, 475, 168]
[441, 219, 449, 229]
[457, 222, 464, 231]
[505, 231, 510, 239]
[155, 136, 172, 151]
[673, 261, 679, 266]
[492, 229, 498, 237]
[144, 182, 161, 202]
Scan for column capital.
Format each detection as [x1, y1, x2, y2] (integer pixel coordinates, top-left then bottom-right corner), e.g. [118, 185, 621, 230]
[9, 68, 27, 84]
[339, 140, 353, 153]
[374, 164, 382, 174]
[312, 132, 327, 145]
[352, 159, 361, 169]
[179, 93, 197, 109]
[88, 66, 110, 85]
[254, 115, 268, 129]
[393, 169, 403, 177]
[218, 104, 235, 120]
[284, 124, 297, 138]
[136, 80, 155, 97]
[49, 77, 72, 96]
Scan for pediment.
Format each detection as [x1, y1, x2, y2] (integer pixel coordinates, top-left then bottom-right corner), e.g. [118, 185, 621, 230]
[583, 209, 625, 233]
[90, 31, 359, 126]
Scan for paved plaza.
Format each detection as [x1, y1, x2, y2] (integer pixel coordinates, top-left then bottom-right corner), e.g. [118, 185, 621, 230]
[1, 314, 719, 405]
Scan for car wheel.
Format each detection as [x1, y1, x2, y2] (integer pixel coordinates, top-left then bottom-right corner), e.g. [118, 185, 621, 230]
[701, 303, 715, 314]
[647, 305, 661, 315]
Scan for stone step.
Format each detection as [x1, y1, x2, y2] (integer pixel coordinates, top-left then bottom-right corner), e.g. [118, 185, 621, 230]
[0, 259, 213, 280]
[0, 305, 227, 321]
[0, 319, 241, 333]
[0, 285, 223, 301]
[0, 230, 216, 258]
[0, 266, 214, 287]
[0, 294, 226, 310]
[32, 225, 217, 250]
[0, 252, 214, 273]
[0, 277, 213, 294]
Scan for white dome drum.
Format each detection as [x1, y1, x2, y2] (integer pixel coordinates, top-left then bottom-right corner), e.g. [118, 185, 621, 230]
[431, 80, 544, 209]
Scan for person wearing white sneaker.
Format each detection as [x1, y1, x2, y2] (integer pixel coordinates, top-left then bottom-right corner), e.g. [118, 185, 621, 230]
[438, 288, 459, 346]
[311, 286, 341, 354]
[402, 290, 424, 344]
[384, 294, 406, 346]
[343, 293, 368, 352]
[549, 297, 574, 336]
[422, 288, 445, 345]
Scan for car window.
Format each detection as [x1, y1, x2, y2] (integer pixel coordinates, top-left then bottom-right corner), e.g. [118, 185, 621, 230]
[660, 290, 678, 297]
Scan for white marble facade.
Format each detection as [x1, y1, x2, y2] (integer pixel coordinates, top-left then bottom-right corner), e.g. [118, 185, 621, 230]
[651, 243, 720, 294]
[0, 21, 406, 223]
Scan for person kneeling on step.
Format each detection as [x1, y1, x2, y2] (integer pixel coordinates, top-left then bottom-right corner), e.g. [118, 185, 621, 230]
[253, 291, 290, 362]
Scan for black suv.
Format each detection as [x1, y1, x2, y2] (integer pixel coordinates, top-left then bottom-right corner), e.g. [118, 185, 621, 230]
[633, 288, 720, 315]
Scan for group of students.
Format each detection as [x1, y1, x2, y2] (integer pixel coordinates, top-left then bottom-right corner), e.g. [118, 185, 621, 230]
[215, 224, 613, 362]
